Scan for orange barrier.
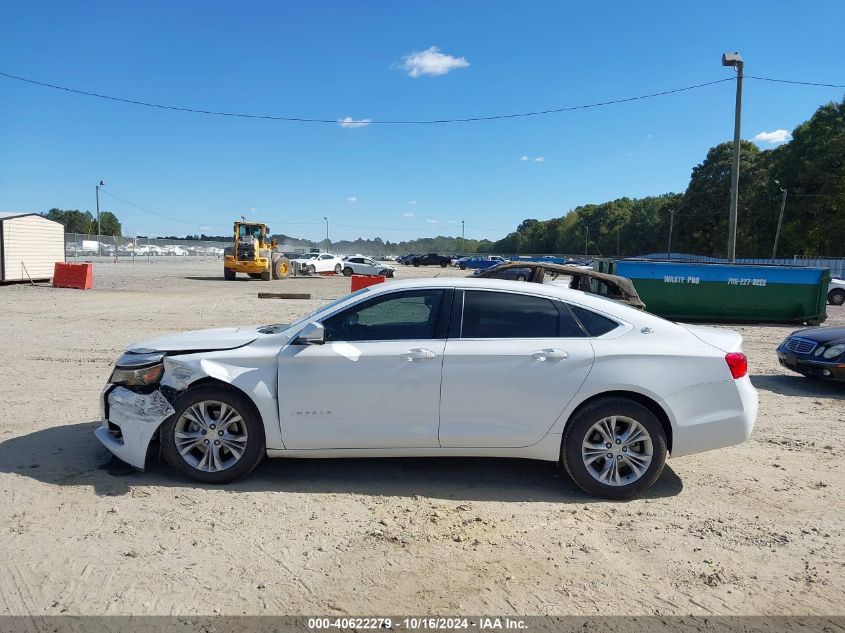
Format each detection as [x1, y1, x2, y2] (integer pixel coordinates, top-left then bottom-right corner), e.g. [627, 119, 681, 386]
[53, 262, 93, 289]
[351, 275, 386, 292]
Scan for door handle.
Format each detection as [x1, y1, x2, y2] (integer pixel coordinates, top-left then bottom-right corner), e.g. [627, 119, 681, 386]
[399, 348, 436, 362]
[531, 348, 568, 361]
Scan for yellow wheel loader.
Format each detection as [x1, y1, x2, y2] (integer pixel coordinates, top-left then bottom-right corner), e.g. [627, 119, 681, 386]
[223, 221, 291, 281]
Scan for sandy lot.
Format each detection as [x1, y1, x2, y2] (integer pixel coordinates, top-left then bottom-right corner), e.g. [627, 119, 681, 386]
[0, 260, 842, 616]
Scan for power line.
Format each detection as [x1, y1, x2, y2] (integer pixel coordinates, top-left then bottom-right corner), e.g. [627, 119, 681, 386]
[0, 70, 735, 124]
[746, 75, 845, 89]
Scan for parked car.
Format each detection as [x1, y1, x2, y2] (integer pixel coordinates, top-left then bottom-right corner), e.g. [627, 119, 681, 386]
[398, 254, 420, 265]
[342, 256, 395, 277]
[776, 326, 845, 381]
[290, 252, 344, 274]
[455, 255, 508, 270]
[411, 253, 452, 267]
[95, 277, 756, 499]
[828, 278, 845, 306]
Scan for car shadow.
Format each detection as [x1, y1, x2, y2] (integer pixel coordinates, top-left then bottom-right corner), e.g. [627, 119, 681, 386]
[751, 374, 845, 400]
[181, 276, 322, 282]
[0, 421, 684, 502]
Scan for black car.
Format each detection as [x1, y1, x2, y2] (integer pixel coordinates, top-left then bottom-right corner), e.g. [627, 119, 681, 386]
[411, 253, 451, 267]
[777, 326, 845, 381]
[473, 266, 531, 281]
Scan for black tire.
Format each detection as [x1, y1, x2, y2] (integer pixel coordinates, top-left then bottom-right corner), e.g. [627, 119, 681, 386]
[516, 274, 527, 281]
[260, 270, 271, 281]
[307, 264, 317, 275]
[342, 267, 353, 277]
[160, 385, 265, 484]
[829, 289, 845, 306]
[440, 261, 448, 268]
[334, 263, 342, 274]
[247, 272, 262, 279]
[223, 267, 236, 280]
[272, 256, 291, 279]
[413, 262, 420, 267]
[459, 263, 467, 270]
[561, 396, 667, 500]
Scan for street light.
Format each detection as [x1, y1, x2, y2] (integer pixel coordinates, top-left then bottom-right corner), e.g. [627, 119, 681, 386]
[772, 180, 788, 263]
[323, 216, 329, 250]
[95, 180, 106, 256]
[722, 51, 744, 262]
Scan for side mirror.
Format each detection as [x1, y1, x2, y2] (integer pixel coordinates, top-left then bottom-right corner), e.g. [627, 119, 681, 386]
[296, 322, 325, 345]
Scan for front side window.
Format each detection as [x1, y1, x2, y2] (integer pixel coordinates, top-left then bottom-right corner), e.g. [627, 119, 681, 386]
[323, 290, 446, 342]
[461, 291, 583, 338]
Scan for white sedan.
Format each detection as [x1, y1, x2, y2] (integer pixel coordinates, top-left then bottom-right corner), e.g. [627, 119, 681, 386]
[95, 278, 757, 499]
[290, 252, 344, 274]
[342, 256, 395, 277]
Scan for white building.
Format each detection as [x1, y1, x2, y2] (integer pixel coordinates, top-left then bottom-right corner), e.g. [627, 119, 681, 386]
[0, 212, 65, 282]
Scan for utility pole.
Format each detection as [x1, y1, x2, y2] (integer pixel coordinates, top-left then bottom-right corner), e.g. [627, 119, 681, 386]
[461, 219, 465, 253]
[95, 180, 105, 257]
[667, 209, 675, 259]
[323, 216, 329, 251]
[772, 180, 788, 263]
[722, 52, 743, 262]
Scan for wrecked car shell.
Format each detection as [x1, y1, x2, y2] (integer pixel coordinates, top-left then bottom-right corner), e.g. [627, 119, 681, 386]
[471, 261, 646, 310]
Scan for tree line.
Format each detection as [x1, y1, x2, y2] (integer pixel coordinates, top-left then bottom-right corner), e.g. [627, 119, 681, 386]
[486, 98, 845, 258]
[44, 208, 122, 237]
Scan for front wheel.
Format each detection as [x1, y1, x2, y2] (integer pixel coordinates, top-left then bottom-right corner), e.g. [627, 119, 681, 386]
[160, 386, 266, 484]
[334, 263, 342, 274]
[342, 267, 353, 277]
[829, 289, 845, 306]
[307, 264, 316, 275]
[459, 264, 467, 270]
[223, 267, 236, 280]
[561, 397, 667, 500]
[440, 261, 448, 268]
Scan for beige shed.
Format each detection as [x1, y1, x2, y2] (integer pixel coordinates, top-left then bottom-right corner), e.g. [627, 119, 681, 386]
[0, 212, 65, 282]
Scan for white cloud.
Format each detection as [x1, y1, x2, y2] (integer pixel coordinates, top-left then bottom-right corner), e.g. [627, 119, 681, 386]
[400, 46, 469, 78]
[200, 225, 211, 231]
[520, 155, 529, 161]
[346, 196, 358, 203]
[248, 207, 258, 212]
[447, 219, 456, 224]
[533, 156, 545, 162]
[425, 218, 438, 224]
[407, 200, 417, 205]
[403, 212, 415, 218]
[338, 117, 372, 128]
[754, 129, 792, 144]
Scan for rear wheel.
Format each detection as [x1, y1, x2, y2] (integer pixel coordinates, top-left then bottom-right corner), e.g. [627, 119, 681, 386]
[413, 262, 420, 267]
[561, 397, 667, 500]
[440, 261, 448, 268]
[223, 267, 236, 280]
[829, 289, 845, 306]
[459, 263, 467, 270]
[516, 274, 527, 281]
[160, 386, 265, 484]
[342, 267, 353, 277]
[260, 270, 271, 281]
[334, 263, 342, 274]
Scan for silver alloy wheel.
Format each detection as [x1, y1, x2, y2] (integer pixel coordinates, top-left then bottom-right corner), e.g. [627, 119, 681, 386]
[581, 415, 653, 486]
[174, 400, 249, 472]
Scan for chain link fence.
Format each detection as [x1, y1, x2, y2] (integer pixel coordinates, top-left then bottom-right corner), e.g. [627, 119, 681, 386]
[64, 234, 229, 262]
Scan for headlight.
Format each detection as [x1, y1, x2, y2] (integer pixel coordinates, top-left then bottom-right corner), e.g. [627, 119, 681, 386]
[110, 351, 165, 386]
[110, 364, 164, 386]
[814, 346, 825, 356]
[822, 343, 845, 359]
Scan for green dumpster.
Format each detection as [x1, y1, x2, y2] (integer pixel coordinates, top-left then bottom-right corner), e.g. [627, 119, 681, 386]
[595, 259, 830, 324]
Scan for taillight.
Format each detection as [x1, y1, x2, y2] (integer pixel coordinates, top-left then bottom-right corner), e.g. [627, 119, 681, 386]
[725, 352, 748, 379]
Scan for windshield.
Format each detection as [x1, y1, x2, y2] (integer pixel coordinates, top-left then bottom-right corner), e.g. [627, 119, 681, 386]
[282, 287, 371, 332]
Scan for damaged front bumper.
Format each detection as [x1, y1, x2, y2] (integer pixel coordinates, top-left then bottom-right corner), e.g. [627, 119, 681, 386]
[95, 385, 176, 470]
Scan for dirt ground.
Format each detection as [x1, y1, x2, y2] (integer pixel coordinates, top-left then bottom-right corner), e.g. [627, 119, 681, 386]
[0, 260, 842, 616]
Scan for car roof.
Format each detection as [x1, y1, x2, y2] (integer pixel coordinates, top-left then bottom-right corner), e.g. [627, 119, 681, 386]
[364, 277, 653, 323]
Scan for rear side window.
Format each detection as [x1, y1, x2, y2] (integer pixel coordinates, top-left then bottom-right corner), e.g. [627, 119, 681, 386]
[461, 291, 583, 338]
[569, 305, 619, 337]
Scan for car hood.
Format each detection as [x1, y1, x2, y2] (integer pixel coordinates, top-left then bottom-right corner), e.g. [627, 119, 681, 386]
[681, 324, 743, 353]
[787, 326, 845, 345]
[128, 326, 266, 353]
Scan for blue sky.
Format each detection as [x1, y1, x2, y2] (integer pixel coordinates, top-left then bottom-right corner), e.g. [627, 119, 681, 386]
[1, 1, 844, 242]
